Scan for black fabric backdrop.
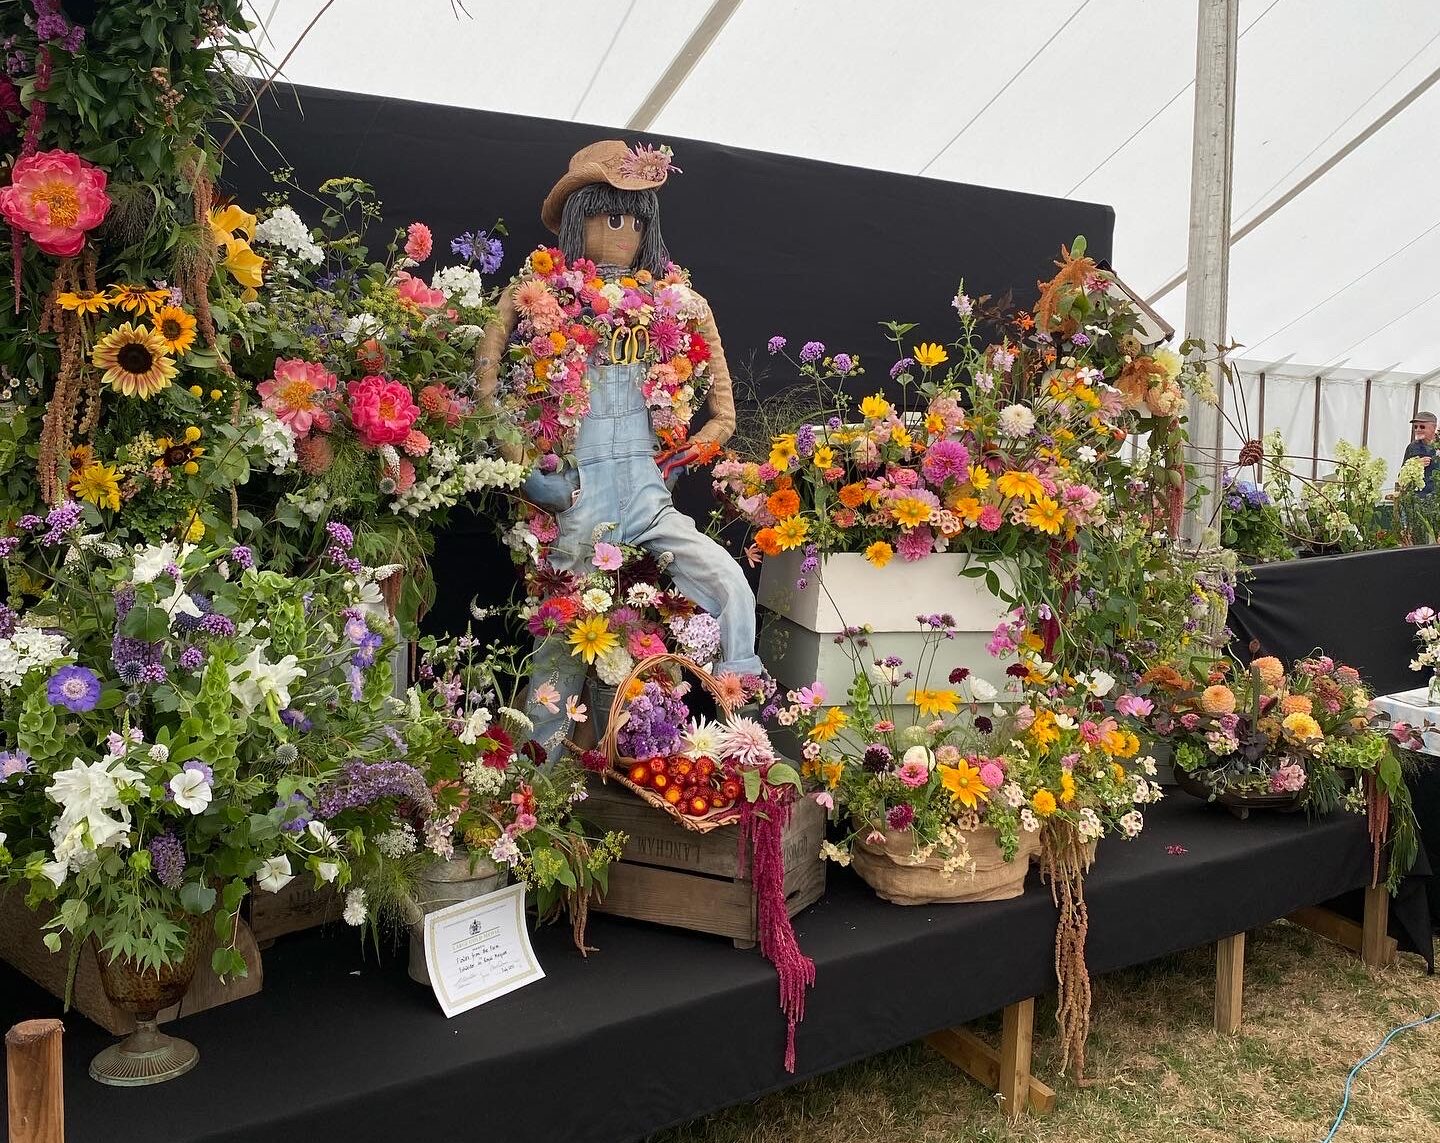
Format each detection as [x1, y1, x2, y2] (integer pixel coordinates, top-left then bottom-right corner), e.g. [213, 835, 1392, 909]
[1228, 546, 1440, 929]
[0, 800, 1399, 1143]
[218, 84, 1114, 637]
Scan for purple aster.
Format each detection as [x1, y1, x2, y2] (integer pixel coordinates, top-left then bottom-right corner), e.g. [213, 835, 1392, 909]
[147, 833, 186, 890]
[46, 665, 101, 712]
[832, 353, 854, 375]
[767, 335, 786, 355]
[921, 439, 971, 484]
[0, 750, 31, 779]
[799, 340, 825, 364]
[179, 645, 205, 671]
[890, 356, 914, 380]
[325, 521, 354, 550]
[230, 545, 255, 570]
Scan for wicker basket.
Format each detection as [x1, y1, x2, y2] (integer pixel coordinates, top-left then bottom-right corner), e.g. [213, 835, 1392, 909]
[597, 652, 742, 833]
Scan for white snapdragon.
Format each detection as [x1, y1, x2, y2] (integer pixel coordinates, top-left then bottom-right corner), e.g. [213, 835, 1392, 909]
[250, 409, 298, 474]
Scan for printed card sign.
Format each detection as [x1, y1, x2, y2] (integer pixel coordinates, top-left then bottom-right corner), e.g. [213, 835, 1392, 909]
[423, 883, 544, 1017]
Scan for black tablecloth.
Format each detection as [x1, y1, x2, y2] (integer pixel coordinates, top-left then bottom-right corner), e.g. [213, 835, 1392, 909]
[0, 800, 1425, 1143]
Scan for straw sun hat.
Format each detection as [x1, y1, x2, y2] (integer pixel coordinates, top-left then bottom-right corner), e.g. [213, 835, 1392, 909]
[540, 139, 680, 233]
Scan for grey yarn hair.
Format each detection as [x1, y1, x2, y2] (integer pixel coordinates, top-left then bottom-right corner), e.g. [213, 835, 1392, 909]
[557, 184, 670, 276]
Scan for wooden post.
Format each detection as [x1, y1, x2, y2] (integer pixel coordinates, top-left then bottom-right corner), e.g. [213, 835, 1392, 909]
[1214, 932, 1245, 1034]
[7, 1019, 64, 1143]
[999, 996, 1036, 1118]
[1361, 885, 1391, 968]
[1180, 0, 1239, 546]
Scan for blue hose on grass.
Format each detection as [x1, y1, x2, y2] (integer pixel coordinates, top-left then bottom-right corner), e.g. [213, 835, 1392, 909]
[1317, 1010, 1440, 1141]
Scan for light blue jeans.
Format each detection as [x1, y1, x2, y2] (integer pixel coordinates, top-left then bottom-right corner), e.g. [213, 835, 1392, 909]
[521, 361, 763, 759]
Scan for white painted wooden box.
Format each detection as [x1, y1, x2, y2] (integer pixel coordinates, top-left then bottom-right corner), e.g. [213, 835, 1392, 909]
[756, 551, 1019, 701]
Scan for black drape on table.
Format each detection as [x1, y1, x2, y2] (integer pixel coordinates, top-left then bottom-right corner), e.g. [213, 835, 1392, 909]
[218, 84, 1114, 637]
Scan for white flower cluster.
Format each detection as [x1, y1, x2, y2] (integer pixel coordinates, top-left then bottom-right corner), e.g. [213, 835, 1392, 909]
[461, 757, 506, 797]
[341, 312, 385, 346]
[286, 486, 332, 522]
[1119, 810, 1144, 838]
[342, 888, 368, 926]
[1398, 456, 1429, 494]
[374, 823, 420, 859]
[255, 205, 323, 265]
[999, 781, 1026, 809]
[390, 457, 527, 517]
[431, 265, 486, 310]
[0, 627, 72, 692]
[250, 409, 297, 474]
[449, 324, 484, 349]
[1133, 774, 1165, 804]
[1077, 807, 1104, 843]
[818, 840, 852, 866]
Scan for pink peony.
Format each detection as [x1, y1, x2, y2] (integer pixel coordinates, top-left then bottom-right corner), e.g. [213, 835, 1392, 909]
[896, 761, 929, 788]
[0, 150, 110, 256]
[394, 271, 446, 310]
[404, 222, 433, 262]
[349, 376, 420, 447]
[258, 358, 338, 436]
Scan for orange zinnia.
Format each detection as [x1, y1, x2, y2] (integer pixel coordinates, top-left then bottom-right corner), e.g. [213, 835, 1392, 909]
[838, 482, 868, 509]
[766, 488, 801, 519]
[755, 528, 783, 556]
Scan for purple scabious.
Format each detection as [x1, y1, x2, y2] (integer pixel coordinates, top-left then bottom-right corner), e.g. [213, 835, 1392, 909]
[46, 665, 101, 712]
[0, 750, 31, 779]
[147, 833, 186, 890]
[315, 760, 434, 820]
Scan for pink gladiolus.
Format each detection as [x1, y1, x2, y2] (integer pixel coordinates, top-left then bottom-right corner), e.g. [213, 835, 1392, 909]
[349, 375, 420, 447]
[258, 358, 338, 436]
[404, 222, 433, 262]
[0, 150, 110, 256]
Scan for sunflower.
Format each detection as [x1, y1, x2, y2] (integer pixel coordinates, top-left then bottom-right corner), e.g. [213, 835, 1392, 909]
[56, 289, 111, 314]
[153, 306, 197, 355]
[773, 516, 809, 551]
[566, 615, 619, 664]
[66, 444, 96, 485]
[106, 284, 171, 315]
[939, 761, 988, 809]
[71, 460, 122, 511]
[909, 688, 959, 718]
[91, 323, 177, 399]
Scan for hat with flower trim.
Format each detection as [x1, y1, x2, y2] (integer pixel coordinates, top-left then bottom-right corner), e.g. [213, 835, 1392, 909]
[540, 140, 680, 233]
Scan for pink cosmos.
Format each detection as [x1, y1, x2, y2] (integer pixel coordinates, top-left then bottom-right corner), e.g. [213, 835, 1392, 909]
[1060, 753, 1080, 771]
[1080, 720, 1102, 745]
[977, 505, 1004, 532]
[404, 222, 433, 262]
[1406, 607, 1436, 624]
[794, 682, 828, 708]
[593, 542, 623, 571]
[978, 762, 1005, 789]
[258, 358, 338, 436]
[1115, 694, 1154, 718]
[533, 682, 561, 713]
[897, 761, 929, 788]
[0, 150, 110, 256]
[394, 271, 446, 309]
[1013, 705, 1035, 731]
[348, 375, 420, 447]
[921, 439, 971, 484]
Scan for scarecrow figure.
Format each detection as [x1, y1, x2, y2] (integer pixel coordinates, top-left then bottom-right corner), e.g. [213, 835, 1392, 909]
[477, 140, 763, 757]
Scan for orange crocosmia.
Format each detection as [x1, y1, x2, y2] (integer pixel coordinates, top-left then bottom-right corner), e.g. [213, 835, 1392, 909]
[766, 488, 801, 519]
[838, 482, 868, 509]
[754, 528, 783, 556]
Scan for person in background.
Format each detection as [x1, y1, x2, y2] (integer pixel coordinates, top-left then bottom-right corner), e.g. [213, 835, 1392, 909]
[1403, 411, 1438, 495]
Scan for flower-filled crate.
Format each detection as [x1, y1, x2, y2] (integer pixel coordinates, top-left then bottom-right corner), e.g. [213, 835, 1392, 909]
[756, 551, 1017, 705]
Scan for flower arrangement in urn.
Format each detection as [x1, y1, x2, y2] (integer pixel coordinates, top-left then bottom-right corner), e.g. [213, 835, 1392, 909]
[1406, 605, 1440, 706]
[1141, 654, 1418, 891]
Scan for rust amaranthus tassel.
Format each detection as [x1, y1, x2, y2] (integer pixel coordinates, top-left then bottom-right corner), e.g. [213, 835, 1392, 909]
[1042, 822, 1093, 1081]
[1365, 772, 1389, 889]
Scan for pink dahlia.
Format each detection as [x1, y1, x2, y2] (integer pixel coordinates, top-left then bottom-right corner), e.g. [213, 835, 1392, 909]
[647, 318, 684, 360]
[0, 150, 111, 256]
[978, 762, 1005, 790]
[404, 222, 433, 262]
[921, 438, 970, 484]
[977, 505, 1003, 532]
[402, 429, 432, 457]
[258, 358, 338, 436]
[348, 375, 420, 447]
[394, 271, 446, 310]
[896, 525, 934, 562]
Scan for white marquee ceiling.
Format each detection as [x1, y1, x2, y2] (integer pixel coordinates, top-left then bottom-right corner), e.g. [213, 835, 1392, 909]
[241, 0, 1440, 377]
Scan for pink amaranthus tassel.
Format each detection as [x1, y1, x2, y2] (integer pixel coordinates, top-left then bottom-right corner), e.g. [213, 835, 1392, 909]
[739, 791, 816, 1073]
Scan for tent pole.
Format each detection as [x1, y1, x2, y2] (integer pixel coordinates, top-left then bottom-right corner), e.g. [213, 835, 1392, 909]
[1181, 0, 1238, 546]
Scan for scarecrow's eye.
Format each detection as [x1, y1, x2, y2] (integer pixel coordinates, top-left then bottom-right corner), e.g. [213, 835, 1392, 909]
[607, 214, 624, 230]
[632, 217, 643, 232]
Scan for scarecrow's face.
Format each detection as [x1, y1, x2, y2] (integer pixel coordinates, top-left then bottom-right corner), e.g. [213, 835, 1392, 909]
[583, 211, 644, 268]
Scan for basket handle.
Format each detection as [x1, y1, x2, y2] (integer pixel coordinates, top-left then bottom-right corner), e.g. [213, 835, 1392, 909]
[599, 652, 738, 766]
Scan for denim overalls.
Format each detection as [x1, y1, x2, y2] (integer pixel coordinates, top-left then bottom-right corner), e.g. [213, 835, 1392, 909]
[520, 358, 763, 758]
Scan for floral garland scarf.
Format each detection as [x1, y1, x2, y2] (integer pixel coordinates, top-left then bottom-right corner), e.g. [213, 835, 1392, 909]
[503, 247, 714, 470]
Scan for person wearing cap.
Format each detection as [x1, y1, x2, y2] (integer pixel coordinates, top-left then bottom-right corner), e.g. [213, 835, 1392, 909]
[477, 140, 764, 758]
[1403, 411, 1438, 495]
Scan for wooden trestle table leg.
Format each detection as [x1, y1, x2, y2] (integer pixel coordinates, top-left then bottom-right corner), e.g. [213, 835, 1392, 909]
[1214, 931, 1245, 1034]
[925, 997, 1057, 1119]
[1286, 886, 1397, 968]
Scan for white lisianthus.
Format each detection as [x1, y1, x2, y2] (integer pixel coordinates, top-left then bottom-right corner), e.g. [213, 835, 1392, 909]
[168, 768, 212, 814]
[46, 757, 143, 851]
[256, 855, 295, 893]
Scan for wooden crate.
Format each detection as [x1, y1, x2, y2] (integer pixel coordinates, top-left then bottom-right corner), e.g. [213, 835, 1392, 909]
[0, 890, 262, 1035]
[582, 778, 826, 947]
[246, 877, 343, 946]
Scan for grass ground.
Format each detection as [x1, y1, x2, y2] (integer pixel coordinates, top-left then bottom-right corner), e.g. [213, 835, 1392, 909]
[649, 921, 1440, 1143]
